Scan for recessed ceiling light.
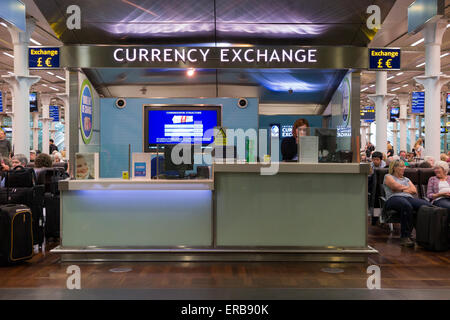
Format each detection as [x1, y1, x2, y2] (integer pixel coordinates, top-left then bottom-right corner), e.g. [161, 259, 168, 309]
[441, 53, 449, 58]
[416, 62, 425, 68]
[42, 84, 48, 87]
[0, 22, 7, 28]
[411, 38, 424, 46]
[55, 75, 65, 81]
[30, 38, 41, 46]
[396, 72, 404, 76]
[402, 84, 408, 87]
[387, 76, 395, 80]
[361, 87, 368, 92]
[369, 85, 375, 88]
[186, 68, 195, 77]
[391, 87, 401, 92]
[3, 52, 13, 58]
[49, 86, 59, 91]
[47, 71, 54, 75]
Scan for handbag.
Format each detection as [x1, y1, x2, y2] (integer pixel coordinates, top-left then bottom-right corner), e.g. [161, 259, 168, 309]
[4, 165, 37, 188]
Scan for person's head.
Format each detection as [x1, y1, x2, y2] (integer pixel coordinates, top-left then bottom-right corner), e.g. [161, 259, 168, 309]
[292, 118, 310, 140]
[0, 129, 5, 140]
[389, 159, 406, 176]
[30, 150, 36, 161]
[433, 160, 449, 179]
[371, 151, 383, 167]
[399, 150, 407, 158]
[424, 156, 435, 167]
[49, 139, 54, 145]
[76, 154, 90, 179]
[440, 153, 448, 162]
[360, 152, 367, 162]
[11, 154, 27, 168]
[34, 153, 53, 168]
[52, 152, 62, 163]
[415, 138, 423, 147]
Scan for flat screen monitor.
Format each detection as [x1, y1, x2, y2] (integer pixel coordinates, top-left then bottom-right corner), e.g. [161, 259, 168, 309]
[144, 105, 221, 151]
[0, 92, 3, 113]
[411, 91, 425, 114]
[163, 144, 194, 178]
[360, 106, 375, 122]
[29, 92, 38, 112]
[390, 107, 399, 122]
[446, 93, 450, 113]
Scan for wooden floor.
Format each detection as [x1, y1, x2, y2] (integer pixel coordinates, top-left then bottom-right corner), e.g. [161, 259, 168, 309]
[0, 223, 449, 290]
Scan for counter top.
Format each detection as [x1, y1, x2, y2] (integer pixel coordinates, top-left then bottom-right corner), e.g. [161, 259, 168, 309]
[213, 162, 370, 174]
[59, 179, 214, 191]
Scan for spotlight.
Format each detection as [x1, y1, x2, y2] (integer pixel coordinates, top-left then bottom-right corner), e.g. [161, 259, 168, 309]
[186, 68, 195, 77]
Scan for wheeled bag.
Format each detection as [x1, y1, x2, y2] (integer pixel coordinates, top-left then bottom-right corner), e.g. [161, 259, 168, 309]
[416, 206, 449, 252]
[5, 166, 37, 188]
[44, 193, 60, 239]
[0, 204, 34, 264]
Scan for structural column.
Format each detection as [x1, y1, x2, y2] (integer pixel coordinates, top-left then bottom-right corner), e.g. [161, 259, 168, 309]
[368, 71, 396, 155]
[398, 94, 409, 153]
[1, 19, 40, 158]
[415, 20, 450, 160]
[360, 122, 369, 151]
[40, 94, 53, 155]
[392, 121, 399, 155]
[57, 92, 69, 157]
[408, 114, 417, 152]
[32, 111, 39, 151]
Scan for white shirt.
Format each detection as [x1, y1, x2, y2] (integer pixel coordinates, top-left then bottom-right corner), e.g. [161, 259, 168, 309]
[435, 180, 450, 202]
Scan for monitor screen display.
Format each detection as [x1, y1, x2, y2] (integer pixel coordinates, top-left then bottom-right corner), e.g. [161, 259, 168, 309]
[144, 106, 221, 149]
[390, 107, 399, 122]
[360, 106, 375, 122]
[0, 92, 3, 113]
[29, 92, 38, 112]
[411, 91, 425, 114]
[446, 93, 450, 113]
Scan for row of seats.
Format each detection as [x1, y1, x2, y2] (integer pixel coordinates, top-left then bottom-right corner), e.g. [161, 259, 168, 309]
[26, 162, 68, 171]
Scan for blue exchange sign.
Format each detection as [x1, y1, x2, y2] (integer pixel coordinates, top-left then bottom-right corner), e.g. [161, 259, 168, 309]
[369, 48, 401, 70]
[29, 47, 60, 68]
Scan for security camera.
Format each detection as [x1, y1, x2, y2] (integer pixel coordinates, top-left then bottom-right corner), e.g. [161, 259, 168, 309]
[115, 98, 126, 109]
[237, 98, 248, 109]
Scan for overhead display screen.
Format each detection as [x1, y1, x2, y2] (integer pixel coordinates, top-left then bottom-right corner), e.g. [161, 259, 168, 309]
[446, 93, 450, 113]
[360, 106, 375, 122]
[411, 91, 425, 114]
[390, 107, 399, 122]
[29, 92, 38, 112]
[145, 106, 221, 147]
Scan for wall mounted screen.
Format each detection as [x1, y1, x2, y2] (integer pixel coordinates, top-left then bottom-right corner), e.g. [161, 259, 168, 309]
[144, 105, 221, 150]
[29, 92, 38, 112]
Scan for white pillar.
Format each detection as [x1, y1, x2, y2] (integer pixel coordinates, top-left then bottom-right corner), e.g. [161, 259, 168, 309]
[368, 71, 396, 155]
[409, 114, 417, 152]
[40, 94, 52, 155]
[392, 121, 399, 154]
[398, 94, 409, 153]
[360, 122, 368, 151]
[50, 121, 56, 140]
[1, 19, 40, 159]
[415, 20, 450, 160]
[57, 92, 69, 157]
[32, 112, 39, 151]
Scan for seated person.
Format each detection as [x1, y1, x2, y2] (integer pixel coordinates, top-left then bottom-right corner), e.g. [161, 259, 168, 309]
[281, 118, 310, 161]
[0, 156, 11, 187]
[440, 153, 448, 162]
[34, 153, 53, 175]
[426, 160, 450, 209]
[383, 160, 430, 247]
[418, 156, 434, 168]
[11, 154, 28, 168]
[370, 151, 386, 172]
[360, 152, 367, 163]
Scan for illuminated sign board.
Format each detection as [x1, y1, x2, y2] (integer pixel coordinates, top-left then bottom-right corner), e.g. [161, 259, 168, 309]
[369, 48, 401, 70]
[49, 105, 59, 122]
[29, 47, 60, 68]
[411, 91, 425, 114]
[0, 92, 2, 113]
[360, 106, 375, 122]
[281, 125, 293, 138]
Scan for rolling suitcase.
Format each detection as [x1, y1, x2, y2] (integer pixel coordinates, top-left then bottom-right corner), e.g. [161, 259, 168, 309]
[416, 206, 449, 251]
[5, 165, 37, 188]
[44, 193, 60, 239]
[0, 204, 34, 264]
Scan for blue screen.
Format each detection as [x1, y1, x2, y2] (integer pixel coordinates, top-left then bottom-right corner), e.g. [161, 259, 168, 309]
[0, 92, 3, 113]
[148, 109, 218, 145]
[412, 91, 425, 114]
[29, 92, 38, 112]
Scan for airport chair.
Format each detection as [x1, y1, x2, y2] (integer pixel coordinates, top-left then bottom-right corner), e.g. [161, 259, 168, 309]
[418, 168, 435, 201]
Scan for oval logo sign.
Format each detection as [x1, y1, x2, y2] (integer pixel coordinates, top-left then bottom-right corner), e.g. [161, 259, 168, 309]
[79, 79, 93, 144]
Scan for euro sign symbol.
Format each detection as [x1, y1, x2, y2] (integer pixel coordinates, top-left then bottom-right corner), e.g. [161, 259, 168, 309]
[377, 58, 383, 68]
[37, 57, 42, 67]
[386, 59, 392, 69]
[45, 57, 52, 67]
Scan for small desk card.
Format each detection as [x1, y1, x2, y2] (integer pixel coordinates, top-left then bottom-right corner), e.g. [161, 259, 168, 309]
[75, 153, 99, 180]
[132, 153, 151, 180]
[298, 136, 319, 163]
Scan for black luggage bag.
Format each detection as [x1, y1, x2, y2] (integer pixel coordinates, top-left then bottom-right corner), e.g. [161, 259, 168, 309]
[416, 206, 449, 251]
[44, 193, 60, 239]
[0, 186, 45, 247]
[0, 204, 34, 264]
[5, 166, 36, 188]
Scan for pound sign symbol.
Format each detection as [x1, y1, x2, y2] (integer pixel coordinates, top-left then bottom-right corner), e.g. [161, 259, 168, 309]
[37, 57, 43, 67]
[377, 58, 383, 68]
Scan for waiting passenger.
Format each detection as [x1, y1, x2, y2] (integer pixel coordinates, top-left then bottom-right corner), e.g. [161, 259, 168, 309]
[383, 160, 430, 247]
[34, 153, 53, 175]
[440, 153, 448, 162]
[418, 156, 434, 168]
[52, 151, 63, 163]
[281, 118, 310, 161]
[11, 154, 28, 168]
[413, 138, 424, 159]
[370, 151, 386, 172]
[426, 161, 450, 209]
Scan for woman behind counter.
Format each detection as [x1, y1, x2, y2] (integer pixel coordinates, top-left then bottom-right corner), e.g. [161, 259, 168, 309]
[281, 118, 310, 161]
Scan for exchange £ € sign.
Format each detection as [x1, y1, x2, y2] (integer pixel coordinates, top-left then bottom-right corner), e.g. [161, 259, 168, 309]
[29, 47, 60, 68]
[369, 48, 401, 71]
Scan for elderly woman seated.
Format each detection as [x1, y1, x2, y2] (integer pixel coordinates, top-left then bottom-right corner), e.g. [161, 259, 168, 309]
[426, 160, 450, 209]
[383, 159, 430, 247]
